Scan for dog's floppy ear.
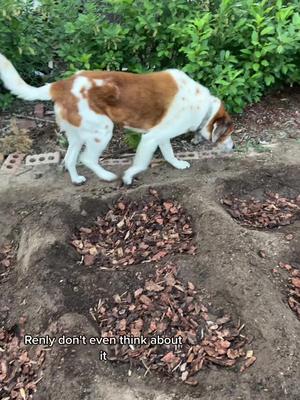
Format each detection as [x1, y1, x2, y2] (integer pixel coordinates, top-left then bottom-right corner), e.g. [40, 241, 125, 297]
[89, 81, 120, 106]
[207, 101, 233, 143]
[212, 115, 233, 143]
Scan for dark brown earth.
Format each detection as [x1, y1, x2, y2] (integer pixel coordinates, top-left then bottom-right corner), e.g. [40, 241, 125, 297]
[0, 134, 300, 399]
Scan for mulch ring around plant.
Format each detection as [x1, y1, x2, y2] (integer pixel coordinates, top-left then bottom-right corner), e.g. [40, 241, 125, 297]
[221, 192, 300, 229]
[92, 264, 256, 385]
[0, 318, 46, 400]
[71, 189, 196, 268]
[279, 262, 300, 320]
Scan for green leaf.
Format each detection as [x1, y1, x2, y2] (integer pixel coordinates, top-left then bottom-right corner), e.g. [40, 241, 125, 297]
[264, 75, 275, 86]
[261, 26, 274, 35]
[277, 45, 284, 54]
[261, 60, 269, 67]
[251, 30, 259, 45]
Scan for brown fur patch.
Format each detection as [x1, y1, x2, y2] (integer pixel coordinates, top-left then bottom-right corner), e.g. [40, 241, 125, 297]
[80, 87, 88, 99]
[50, 78, 81, 127]
[207, 102, 233, 142]
[50, 71, 178, 131]
[94, 138, 101, 143]
[78, 71, 178, 130]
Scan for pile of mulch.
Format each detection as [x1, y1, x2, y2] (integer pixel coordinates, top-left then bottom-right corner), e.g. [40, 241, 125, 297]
[0, 318, 46, 400]
[72, 189, 196, 268]
[94, 264, 255, 385]
[222, 192, 300, 229]
[279, 262, 300, 320]
[0, 242, 15, 284]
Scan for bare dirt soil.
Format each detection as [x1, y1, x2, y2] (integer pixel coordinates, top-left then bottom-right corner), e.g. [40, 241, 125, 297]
[0, 137, 300, 399]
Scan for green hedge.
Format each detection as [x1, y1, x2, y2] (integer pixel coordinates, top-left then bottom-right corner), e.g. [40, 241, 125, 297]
[0, 0, 300, 112]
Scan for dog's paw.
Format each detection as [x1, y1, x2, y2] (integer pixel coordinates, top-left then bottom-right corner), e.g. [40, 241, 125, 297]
[174, 160, 191, 170]
[191, 137, 203, 145]
[102, 171, 118, 182]
[72, 175, 87, 185]
[122, 174, 133, 186]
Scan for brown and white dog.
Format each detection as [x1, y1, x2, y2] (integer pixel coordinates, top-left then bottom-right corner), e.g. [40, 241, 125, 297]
[0, 53, 234, 185]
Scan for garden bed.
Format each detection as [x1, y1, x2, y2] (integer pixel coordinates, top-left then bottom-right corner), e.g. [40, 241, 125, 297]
[0, 156, 300, 399]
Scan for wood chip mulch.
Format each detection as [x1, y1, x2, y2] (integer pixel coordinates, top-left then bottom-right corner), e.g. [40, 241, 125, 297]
[222, 192, 300, 229]
[0, 318, 46, 400]
[72, 189, 196, 268]
[93, 264, 255, 385]
[279, 262, 300, 320]
[0, 242, 15, 284]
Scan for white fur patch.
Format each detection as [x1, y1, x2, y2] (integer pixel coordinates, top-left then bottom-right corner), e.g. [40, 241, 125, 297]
[159, 69, 213, 134]
[94, 79, 105, 87]
[71, 76, 92, 98]
[70, 76, 112, 132]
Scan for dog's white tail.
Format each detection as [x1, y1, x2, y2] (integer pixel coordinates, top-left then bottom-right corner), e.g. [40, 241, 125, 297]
[0, 53, 51, 101]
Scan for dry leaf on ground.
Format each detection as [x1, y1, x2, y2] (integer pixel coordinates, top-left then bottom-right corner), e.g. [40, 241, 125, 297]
[94, 264, 252, 385]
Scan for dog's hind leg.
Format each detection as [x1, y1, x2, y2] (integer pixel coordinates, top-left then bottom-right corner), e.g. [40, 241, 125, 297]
[54, 104, 86, 185]
[78, 120, 117, 182]
[63, 131, 86, 185]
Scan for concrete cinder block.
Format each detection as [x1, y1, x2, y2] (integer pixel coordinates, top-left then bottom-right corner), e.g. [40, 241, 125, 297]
[16, 119, 36, 130]
[25, 152, 60, 166]
[0, 153, 25, 174]
[101, 151, 200, 167]
[175, 151, 200, 160]
[102, 158, 131, 166]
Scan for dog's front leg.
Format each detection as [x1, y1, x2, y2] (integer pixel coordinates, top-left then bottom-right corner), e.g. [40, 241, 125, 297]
[159, 140, 190, 169]
[122, 133, 158, 185]
[191, 129, 205, 145]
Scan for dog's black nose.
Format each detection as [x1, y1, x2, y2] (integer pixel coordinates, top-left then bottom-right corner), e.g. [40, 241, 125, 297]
[232, 144, 236, 150]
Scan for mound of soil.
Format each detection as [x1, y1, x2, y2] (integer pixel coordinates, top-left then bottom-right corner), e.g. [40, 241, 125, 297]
[1, 161, 300, 400]
[95, 263, 254, 385]
[72, 189, 196, 268]
[222, 192, 300, 229]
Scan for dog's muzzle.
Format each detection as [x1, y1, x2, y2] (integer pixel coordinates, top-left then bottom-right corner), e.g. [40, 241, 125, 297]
[218, 136, 234, 152]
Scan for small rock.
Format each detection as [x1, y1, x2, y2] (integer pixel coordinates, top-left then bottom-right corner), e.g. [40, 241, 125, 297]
[258, 250, 266, 258]
[285, 234, 294, 241]
[81, 209, 88, 216]
[16, 119, 36, 130]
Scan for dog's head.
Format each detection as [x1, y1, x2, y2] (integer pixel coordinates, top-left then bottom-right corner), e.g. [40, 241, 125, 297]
[206, 100, 234, 151]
